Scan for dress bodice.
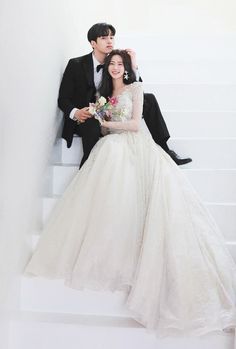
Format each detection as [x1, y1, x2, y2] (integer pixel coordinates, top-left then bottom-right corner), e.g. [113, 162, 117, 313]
[110, 86, 134, 122]
[106, 82, 143, 134]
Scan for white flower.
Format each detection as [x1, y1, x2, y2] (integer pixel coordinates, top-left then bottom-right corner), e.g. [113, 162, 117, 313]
[98, 96, 107, 107]
[88, 104, 96, 115]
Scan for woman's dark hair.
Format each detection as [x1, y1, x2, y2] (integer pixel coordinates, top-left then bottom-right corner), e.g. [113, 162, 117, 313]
[87, 23, 116, 42]
[99, 50, 136, 98]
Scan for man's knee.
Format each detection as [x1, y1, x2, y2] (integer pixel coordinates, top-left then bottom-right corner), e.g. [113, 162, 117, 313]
[79, 118, 100, 139]
[144, 93, 158, 106]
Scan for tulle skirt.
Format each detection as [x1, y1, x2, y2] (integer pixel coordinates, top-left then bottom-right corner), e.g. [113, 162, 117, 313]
[25, 127, 236, 336]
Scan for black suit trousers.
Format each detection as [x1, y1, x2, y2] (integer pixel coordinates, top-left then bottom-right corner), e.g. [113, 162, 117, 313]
[74, 118, 101, 168]
[142, 93, 170, 150]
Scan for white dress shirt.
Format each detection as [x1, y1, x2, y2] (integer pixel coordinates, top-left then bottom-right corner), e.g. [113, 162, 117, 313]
[69, 54, 103, 120]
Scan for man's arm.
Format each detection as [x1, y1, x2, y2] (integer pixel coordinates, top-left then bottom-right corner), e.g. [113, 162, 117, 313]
[58, 59, 91, 123]
[58, 59, 76, 116]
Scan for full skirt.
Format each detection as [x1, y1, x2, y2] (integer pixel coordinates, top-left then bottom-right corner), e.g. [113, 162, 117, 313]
[25, 126, 236, 336]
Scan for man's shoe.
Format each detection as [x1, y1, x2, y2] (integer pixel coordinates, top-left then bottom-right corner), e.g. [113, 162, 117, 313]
[167, 150, 192, 166]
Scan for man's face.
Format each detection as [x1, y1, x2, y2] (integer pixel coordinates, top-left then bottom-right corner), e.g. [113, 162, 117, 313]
[91, 31, 114, 55]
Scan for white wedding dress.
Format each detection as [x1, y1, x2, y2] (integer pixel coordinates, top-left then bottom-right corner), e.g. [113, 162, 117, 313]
[25, 82, 236, 336]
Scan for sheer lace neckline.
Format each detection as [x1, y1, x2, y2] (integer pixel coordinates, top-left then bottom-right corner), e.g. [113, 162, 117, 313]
[112, 85, 129, 98]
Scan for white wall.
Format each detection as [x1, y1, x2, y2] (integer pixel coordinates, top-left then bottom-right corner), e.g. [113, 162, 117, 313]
[66, 0, 236, 54]
[0, 0, 235, 347]
[0, 0, 78, 347]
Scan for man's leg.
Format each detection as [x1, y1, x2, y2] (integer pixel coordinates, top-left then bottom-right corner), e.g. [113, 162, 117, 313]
[143, 93, 170, 146]
[75, 118, 101, 168]
[143, 93, 192, 165]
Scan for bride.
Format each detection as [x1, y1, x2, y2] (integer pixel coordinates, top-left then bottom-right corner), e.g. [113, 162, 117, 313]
[25, 49, 236, 336]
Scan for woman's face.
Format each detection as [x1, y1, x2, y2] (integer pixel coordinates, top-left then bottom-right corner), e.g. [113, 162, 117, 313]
[108, 54, 125, 80]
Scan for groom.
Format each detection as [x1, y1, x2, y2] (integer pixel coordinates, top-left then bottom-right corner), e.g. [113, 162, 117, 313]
[58, 22, 192, 167]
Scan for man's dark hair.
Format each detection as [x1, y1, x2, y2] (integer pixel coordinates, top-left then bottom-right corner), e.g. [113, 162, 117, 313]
[87, 23, 116, 42]
[99, 50, 136, 98]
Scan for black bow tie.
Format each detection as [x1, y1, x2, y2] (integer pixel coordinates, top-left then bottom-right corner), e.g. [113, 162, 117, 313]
[96, 64, 104, 72]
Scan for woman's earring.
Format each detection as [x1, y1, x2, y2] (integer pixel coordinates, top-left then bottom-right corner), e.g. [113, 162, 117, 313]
[124, 70, 129, 80]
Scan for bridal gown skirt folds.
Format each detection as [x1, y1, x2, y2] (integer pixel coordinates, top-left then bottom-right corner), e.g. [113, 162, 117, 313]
[25, 82, 236, 336]
[25, 128, 236, 336]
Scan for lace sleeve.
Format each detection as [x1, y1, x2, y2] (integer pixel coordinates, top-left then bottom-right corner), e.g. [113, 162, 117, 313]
[103, 82, 143, 132]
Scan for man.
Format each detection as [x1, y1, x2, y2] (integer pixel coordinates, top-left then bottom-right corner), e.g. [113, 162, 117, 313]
[58, 22, 192, 167]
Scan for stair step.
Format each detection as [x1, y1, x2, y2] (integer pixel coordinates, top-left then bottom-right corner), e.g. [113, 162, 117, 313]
[144, 83, 236, 111]
[60, 137, 83, 166]
[9, 311, 234, 349]
[21, 278, 131, 316]
[13, 310, 139, 326]
[206, 203, 236, 242]
[51, 165, 236, 202]
[59, 136, 236, 169]
[52, 165, 78, 196]
[184, 169, 236, 202]
[168, 138, 236, 169]
[138, 60, 236, 84]
[165, 111, 236, 138]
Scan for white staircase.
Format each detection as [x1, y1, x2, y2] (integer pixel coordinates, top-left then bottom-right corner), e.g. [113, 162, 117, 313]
[12, 37, 236, 349]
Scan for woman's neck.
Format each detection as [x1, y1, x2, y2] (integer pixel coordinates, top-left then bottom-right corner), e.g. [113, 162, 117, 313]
[112, 79, 125, 96]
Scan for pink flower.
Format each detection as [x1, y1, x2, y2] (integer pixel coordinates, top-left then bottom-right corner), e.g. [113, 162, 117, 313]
[108, 96, 118, 106]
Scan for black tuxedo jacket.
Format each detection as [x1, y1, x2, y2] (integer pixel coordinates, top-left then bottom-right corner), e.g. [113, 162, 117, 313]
[58, 53, 96, 148]
[58, 52, 170, 149]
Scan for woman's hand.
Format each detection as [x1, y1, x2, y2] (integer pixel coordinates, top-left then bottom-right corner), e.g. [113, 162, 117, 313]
[100, 119, 108, 128]
[125, 48, 138, 71]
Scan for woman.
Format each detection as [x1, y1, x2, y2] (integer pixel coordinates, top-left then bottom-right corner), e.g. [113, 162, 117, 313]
[25, 50, 236, 336]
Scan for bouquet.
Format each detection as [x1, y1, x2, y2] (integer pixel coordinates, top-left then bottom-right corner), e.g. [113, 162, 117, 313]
[88, 96, 118, 125]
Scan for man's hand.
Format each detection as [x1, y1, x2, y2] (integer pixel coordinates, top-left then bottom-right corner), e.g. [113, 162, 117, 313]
[125, 48, 138, 71]
[74, 107, 91, 123]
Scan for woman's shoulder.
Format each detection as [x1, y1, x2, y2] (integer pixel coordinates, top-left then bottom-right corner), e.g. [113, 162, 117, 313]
[130, 81, 142, 88]
[127, 81, 143, 92]
[129, 81, 143, 98]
